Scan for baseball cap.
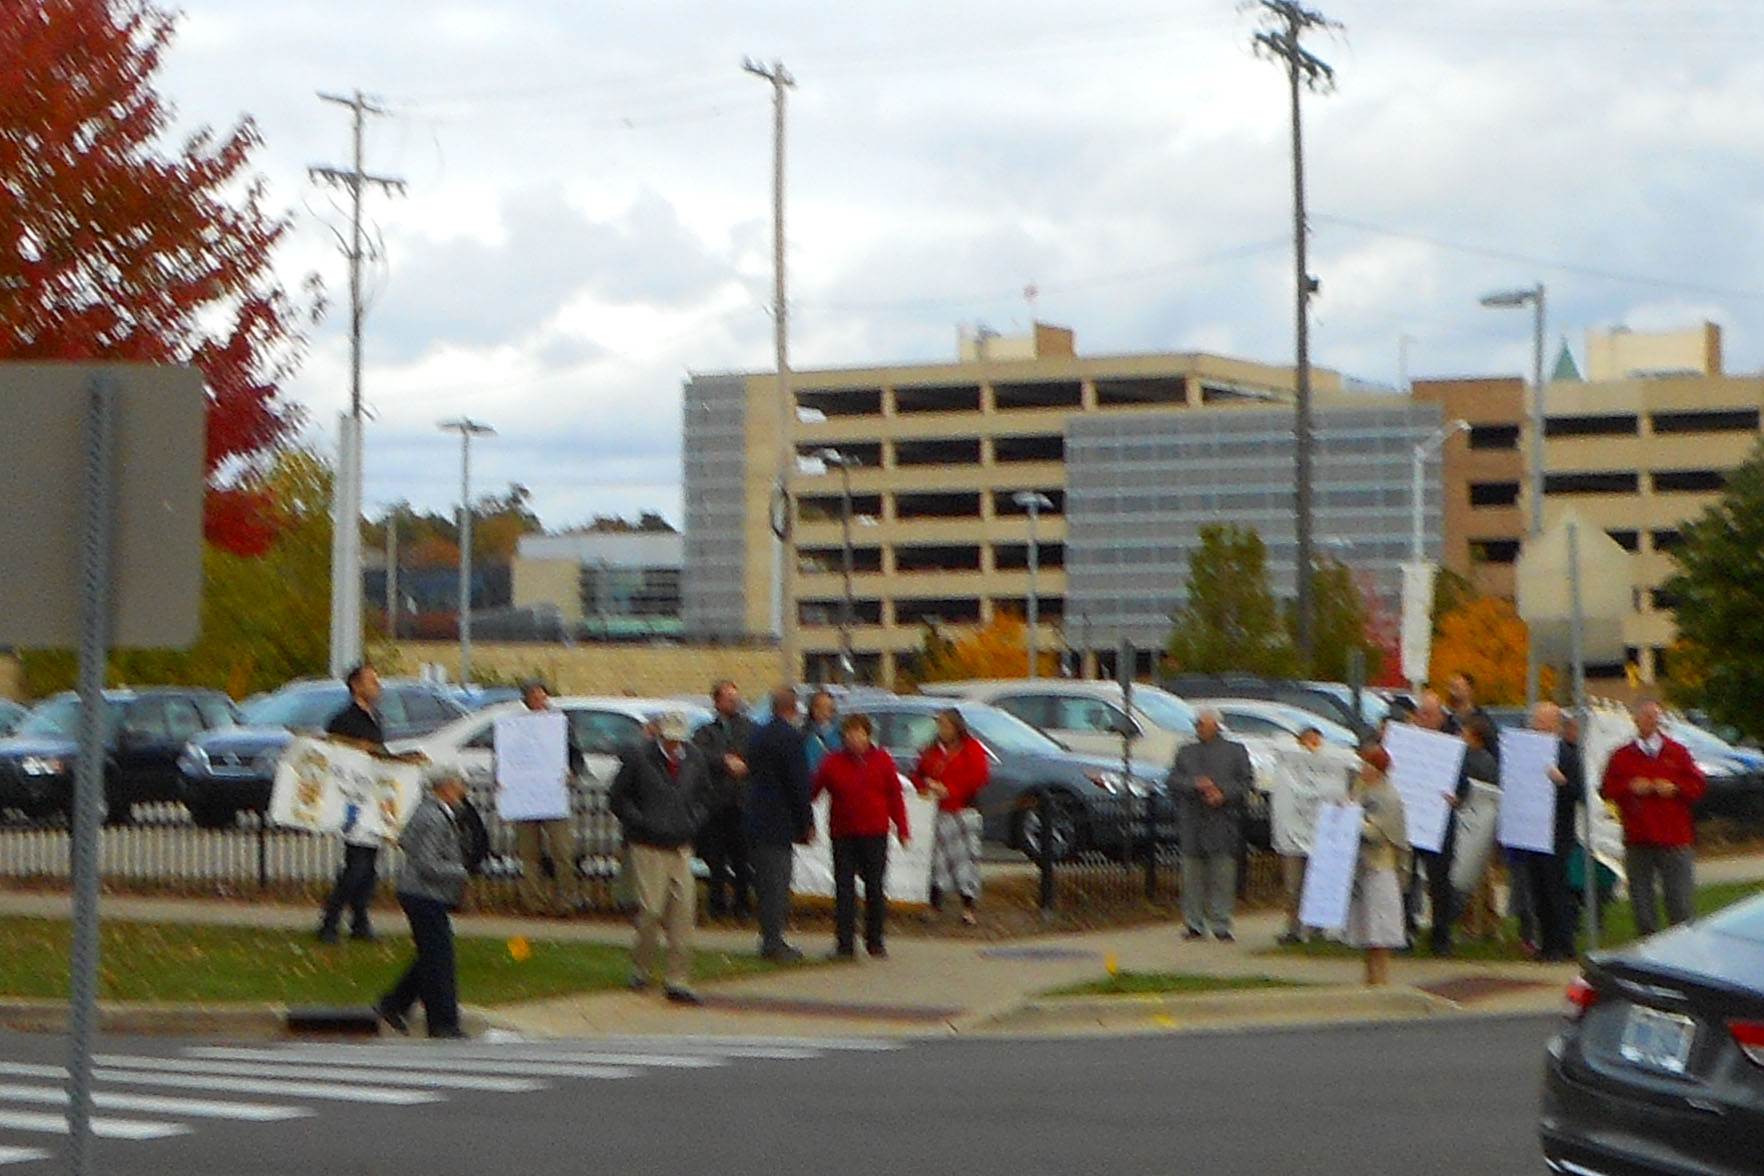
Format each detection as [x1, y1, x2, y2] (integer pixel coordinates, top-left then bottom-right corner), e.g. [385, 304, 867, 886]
[655, 711, 690, 742]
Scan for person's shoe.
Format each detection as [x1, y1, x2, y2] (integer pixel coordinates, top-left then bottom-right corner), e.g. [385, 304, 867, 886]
[349, 929, 376, 942]
[428, 1026, 469, 1039]
[315, 926, 340, 945]
[664, 986, 703, 1006]
[1214, 930, 1236, 943]
[374, 1000, 409, 1035]
[1182, 928, 1206, 941]
[761, 944, 804, 963]
[866, 944, 888, 959]
[826, 946, 856, 961]
[627, 974, 654, 992]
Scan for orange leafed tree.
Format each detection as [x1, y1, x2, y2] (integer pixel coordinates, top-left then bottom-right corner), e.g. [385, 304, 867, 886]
[912, 614, 1058, 684]
[1428, 596, 1554, 704]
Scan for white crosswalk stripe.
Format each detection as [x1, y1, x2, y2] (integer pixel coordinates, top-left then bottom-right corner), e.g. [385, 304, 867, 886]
[0, 1034, 894, 1168]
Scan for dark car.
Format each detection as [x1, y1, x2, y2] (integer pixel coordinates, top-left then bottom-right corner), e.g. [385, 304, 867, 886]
[1164, 673, 1378, 738]
[843, 696, 1173, 862]
[176, 678, 465, 829]
[0, 688, 240, 824]
[0, 700, 25, 737]
[1539, 892, 1764, 1175]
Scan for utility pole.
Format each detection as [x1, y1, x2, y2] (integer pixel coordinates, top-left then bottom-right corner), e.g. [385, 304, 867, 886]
[439, 418, 495, 686]
[744, 57, 797, 681]
[385, 511, 399, 640]
[1252, 1, 1339, 674]
[310, 90, 405, 679]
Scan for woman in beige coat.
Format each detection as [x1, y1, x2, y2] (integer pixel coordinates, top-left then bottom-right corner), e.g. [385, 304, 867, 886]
[1345, 742, 1409, 987]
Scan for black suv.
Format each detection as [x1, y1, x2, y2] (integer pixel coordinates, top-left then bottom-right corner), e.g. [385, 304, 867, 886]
[176, 678, 465, 828]
[0, 688, 240, 824]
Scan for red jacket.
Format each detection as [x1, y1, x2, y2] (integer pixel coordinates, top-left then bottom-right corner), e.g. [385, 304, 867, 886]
[813, 746, 909, 840]
[1601, 736, 1706, 848]
[912, 737, 990, 813]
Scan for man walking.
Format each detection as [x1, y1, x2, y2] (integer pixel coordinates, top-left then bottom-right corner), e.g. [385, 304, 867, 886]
[692, 680, 754, 921]
[504, 681, 586, 916]
[1270, 726, 1354, 945]
[1166, 709, 1254, 942]
[610, 711, 712, 1004]
[744, 687, 815, 962]
[1602, 699, 1705, 936]
[376, 768, 472, 1038]
[318, 664, 390, 944]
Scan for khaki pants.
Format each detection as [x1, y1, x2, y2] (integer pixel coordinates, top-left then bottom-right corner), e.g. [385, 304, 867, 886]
[515, 819, 581, 913]
[630, 844, 696, 988]
[1281, 854, 1309, 936]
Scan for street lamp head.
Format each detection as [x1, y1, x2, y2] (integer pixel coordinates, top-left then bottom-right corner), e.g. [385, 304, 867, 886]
[1012, 490, 1054, 511]
[1452, 418, 1472, 433]
[438, 416, 496, 438]
[1479, 286, 1540, 309]
[815, 447, 854, 467]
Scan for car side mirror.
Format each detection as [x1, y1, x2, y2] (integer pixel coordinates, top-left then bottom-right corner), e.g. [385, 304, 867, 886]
[1110, 722, 1137, 740]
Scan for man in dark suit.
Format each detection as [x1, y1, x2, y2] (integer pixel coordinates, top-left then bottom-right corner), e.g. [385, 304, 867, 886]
[692, 680, 755, 920]
[744, 687, 815, 961]
[318, 664, 389, 943]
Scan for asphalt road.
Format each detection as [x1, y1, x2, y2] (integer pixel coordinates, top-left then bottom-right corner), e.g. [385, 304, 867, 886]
[0, 1015, 1557, 1175]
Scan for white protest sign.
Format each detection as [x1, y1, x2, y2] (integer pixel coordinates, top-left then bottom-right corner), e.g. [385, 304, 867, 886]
[1450, 779, 1503, 893]
[1298, 802, 1364, 931]
[494, 710, 571, 821]
[270, 735, 424, 842]
[1383, 724, 1465, 854]
[1498, 728, 1560, 854]
[791, 787, 938, 905]
[1270, 745, 1355, 857]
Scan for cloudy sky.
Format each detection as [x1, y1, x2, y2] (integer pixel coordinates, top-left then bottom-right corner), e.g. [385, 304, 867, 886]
[152, 0, 1764, 530]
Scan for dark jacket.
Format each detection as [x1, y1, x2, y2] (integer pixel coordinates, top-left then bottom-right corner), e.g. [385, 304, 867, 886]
[693, 711, 756, 814]
[326, 700, 385, 748]
[610, 739, 712, 849]
[1551, 739, 1585, 858]
[1166, 735, 1255, 856]
[744, 716, 814, 846]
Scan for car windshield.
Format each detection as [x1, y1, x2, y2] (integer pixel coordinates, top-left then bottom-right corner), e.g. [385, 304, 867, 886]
[1307, 682, 1388, 725]
[1665, 721, 1739, 762]
[244, 687, 349, 730]
[16, 697, 121, 739]
[1132, 689, 1197, 734]
[957, 705, 1068, 755]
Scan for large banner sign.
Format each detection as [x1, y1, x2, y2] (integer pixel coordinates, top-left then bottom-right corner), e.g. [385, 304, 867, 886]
[270, 736, 425, 843]
[791, 790, 939, 905]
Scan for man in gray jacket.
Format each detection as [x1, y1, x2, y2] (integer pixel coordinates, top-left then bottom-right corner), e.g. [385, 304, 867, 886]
[1166, 709, 1255, 941]
[376, 769, 471, 1038]
[611, 712, 712, 1004]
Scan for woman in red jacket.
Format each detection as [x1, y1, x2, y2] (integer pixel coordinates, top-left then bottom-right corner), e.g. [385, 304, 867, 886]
[812, 714, 910, 958]
[913, 708, 990, 926]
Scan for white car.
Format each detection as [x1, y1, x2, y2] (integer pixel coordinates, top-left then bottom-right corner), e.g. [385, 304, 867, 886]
[1199, 698, 1361, 749]
[917, 679, 1196, 769]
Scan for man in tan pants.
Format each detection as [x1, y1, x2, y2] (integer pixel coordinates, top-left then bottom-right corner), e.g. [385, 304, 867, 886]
[506, 682, 586, 915]
[609, 711, 712, 1004]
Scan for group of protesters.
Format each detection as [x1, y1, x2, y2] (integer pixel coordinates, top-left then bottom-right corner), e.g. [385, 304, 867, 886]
[608, 682, 990, 1005]
[1200, 673, 1707, 986]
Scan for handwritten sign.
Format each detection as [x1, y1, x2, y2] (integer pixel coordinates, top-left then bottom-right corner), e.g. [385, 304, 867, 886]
[1383, 724, 1465, 854]
[494, 710, 571, 821]
[269, 736, 423, 842]
[1498, 729, 1560, 854]
[1298, 802, 1364, 931]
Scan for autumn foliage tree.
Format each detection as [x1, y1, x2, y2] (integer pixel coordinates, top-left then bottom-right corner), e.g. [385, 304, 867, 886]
[0, 0, 316, 555]
[910, 613, 1058, 684]
[1428, 595, 1553, 705]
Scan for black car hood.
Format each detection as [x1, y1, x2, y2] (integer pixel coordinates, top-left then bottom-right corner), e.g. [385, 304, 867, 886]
[0, 735, 81, 760]
[187, 725, 299, 757]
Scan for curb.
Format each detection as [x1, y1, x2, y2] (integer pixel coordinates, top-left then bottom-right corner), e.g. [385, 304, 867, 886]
[0, 998, 496, 1040]
[973, 984, 1463, 1036]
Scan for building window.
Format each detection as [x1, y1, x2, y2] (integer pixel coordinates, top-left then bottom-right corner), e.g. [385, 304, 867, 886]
[1096, 376, 1186, 407]
[992, 488, 1065, 514]
[1543, 472, 1640, 495]
[1651, 408, 1760, 434]
[1650, 529, 1683, 551]
[796, 388, 880, 417]
[1651, 469, 1726, 493]
[797, 546, 882, 574]
[798, 493, 882, 523]
[895, 597, 982, 625]
[1470, 539, 1521, 564]
[1467, 424, 1520, 450]
[895, 384, 981, 413]
[895, 491, 982, 519]
[893, 545, 983, 573]
[895, 437, 981, 466]
[994, 542, 1066, 570]
[1468, 481, 1520, 507]
[993, 434, 1065, 463]
[994, 381, 1082, 410]
[1544, 414, 1638, 438]
[1606, 530, 1640, 551]
[798, 598, 882, 626]
[1648, 587, 1681, 612]
[797, 441, 881, 468]
[991, 596, 1065, 620]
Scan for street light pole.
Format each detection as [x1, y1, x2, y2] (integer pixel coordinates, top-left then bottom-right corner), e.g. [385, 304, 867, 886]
[816, 448, 858, 685]
[1480, 282, 1547, 703]
[439, 417, 495, 686]
[1014, 491, 1054, 678]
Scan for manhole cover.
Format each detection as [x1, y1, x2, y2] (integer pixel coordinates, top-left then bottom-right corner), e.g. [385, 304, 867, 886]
[978, 947, 1099, 961]
[1417, 975, 1550, 1004]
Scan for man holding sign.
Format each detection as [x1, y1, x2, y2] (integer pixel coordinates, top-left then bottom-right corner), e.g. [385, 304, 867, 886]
[497, 682, 585, 915]
[1501, 703, 1582, 961]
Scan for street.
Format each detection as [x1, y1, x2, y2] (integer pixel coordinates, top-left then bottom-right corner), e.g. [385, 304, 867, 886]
[0, 1016, 1556, 1174]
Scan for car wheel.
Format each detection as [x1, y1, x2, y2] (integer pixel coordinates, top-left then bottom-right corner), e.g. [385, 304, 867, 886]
[1016, 790, 1084, 862]
[188, 803, 237, 831]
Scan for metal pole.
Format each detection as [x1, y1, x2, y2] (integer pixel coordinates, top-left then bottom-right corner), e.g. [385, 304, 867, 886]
[1568, 521, 1597, 952]
[1410, 441, 1424, 563]
[458, 432, 473, 685]
[1289, 30, 1316, 672]
[1026, 498, 1040, 678]
[1527, 284, 1547, 707]
[386, 512, 398, 638]
[68, 377, 118, 1176]
[838, 458, 854, 685]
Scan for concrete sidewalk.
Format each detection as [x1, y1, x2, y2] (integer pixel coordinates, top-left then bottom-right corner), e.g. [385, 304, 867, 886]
[4, 849, 1760, 1040]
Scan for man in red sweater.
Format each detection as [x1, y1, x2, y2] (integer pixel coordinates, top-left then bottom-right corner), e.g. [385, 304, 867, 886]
[1601, 700, 1706, 936]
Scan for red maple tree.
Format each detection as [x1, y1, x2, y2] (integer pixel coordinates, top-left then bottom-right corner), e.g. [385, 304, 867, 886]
[0, 0, 316, 555]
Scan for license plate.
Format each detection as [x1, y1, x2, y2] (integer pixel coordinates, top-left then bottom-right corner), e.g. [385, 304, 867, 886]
[1619, 1005, 1698, 1075]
